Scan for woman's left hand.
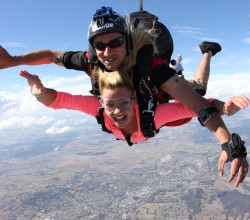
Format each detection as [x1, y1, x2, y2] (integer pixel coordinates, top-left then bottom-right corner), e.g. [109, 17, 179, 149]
[223, 95, 250, 116]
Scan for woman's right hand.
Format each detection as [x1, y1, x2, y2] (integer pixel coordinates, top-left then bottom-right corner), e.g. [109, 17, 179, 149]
[19, 70, 45, 97]
[20, 70, 57, 105]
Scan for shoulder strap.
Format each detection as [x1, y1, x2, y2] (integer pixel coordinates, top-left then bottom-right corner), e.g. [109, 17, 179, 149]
[135, 45, 159, 137]
[96, 107, 112, 134]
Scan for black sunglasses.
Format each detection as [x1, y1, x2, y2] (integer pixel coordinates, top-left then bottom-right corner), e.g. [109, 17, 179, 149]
[92, 35, 125, 51]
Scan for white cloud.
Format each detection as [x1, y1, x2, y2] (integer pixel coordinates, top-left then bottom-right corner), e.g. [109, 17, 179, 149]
[53, 119, 67, 126]
[161, 154, 173, 163]
[31, 75, 91, 95]
[1, 73, 91, 118]
[45, 125, 73, 134]
[1, 89, 54, 131]
[54, 146, 60, 151]
[44, 75, 86, 88]
[0, 74, 94, 132]
[0, 89, 49, 118]
[172, 26, 222, 42]
[172, 26, 204, 37]
[80, 118, 88, 123]
[36, 116, 54, 125]
[0, 115, 53, 130]
[1, 95, 19, 113]
[206, 72, 250, 99]
[242, 38, 250, 44]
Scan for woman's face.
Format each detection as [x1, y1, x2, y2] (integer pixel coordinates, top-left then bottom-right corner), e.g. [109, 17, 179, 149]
[100, 87, 135, 129]
[92, 32, 127, 71]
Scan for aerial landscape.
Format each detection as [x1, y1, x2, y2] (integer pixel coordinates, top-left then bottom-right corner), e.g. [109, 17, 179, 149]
[1, 117, 249, 220]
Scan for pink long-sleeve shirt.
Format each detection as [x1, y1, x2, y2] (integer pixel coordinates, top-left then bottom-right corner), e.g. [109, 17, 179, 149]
[47, 92, 198, 143]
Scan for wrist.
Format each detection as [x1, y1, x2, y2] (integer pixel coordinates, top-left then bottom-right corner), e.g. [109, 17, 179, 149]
[222, 104, 229, 116]
[221, 133, 247, 162]
[30, 86, 45, 98]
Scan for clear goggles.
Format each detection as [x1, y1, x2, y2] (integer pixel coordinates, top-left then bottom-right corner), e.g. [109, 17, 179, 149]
[99, 95, 135, 112]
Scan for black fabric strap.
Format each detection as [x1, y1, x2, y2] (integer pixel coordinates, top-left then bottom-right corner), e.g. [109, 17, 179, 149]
[135, 45, 158, 137]
[221, 133, 247, 162]
[116, 138, 134, 147]
[140, 110, 156, 137]
[206, 107, 217, 114]
[198, 107, 217, 127]
[136, 45, 154, 78]
[96, 107, 112, 134]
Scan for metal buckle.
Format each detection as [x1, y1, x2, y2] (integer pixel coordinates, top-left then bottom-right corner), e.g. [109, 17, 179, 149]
[142, 110, 154, 117]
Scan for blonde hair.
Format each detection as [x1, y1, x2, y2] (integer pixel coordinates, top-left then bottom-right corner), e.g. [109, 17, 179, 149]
[118, 15, 159, 73]
[98, 70, 134, 95]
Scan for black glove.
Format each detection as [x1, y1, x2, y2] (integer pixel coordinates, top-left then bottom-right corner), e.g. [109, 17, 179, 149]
[221, 133, 247, 162]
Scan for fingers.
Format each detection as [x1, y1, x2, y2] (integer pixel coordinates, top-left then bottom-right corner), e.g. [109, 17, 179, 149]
[227, 157, 249, 187]
[234, 164, 246, 187]
[20, 70, 33, 79]
[19, 70, 31, 80]
[218, 151, 228, 177]
[224, 96, 250, 116]
[227, 158, 240, 184]
[20, 70, 41, 83]
[229, 96, 250, 109]
[217, 152, 249, 187]
[19, 70, 44, 96]
[239, 160, 249, 184]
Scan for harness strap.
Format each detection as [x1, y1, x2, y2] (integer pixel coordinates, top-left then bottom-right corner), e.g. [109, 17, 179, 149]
[96, 107, 112, 134]
[136, 45, 159, 137]
[116, 138, 134, 147]
[140, 109, 159, 137]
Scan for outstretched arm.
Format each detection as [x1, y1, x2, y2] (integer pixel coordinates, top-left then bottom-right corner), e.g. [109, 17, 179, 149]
[161, 75, 249, 187]
[19, 70, 56, 105]
[20, 70, 100, 117]
[0, 45, 65, 69]
[161, 75, 230, 143]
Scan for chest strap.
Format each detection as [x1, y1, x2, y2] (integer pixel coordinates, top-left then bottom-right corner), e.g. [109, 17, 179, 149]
[96, 107, 112, 134]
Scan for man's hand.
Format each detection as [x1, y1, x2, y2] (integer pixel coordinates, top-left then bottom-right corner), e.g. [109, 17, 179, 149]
[1, 45, 65, 69]
[0, 45, 14, 69]
[218, 151, 249, 187]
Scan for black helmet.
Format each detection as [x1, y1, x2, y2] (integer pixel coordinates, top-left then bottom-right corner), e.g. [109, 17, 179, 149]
[88, 6, 131, 54]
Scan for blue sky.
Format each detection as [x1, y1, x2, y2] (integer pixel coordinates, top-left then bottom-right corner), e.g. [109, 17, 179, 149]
[0, 0, 250, 143]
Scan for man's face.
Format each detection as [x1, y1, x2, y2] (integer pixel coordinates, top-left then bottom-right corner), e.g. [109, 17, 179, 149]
[92, 32, 127, 71]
